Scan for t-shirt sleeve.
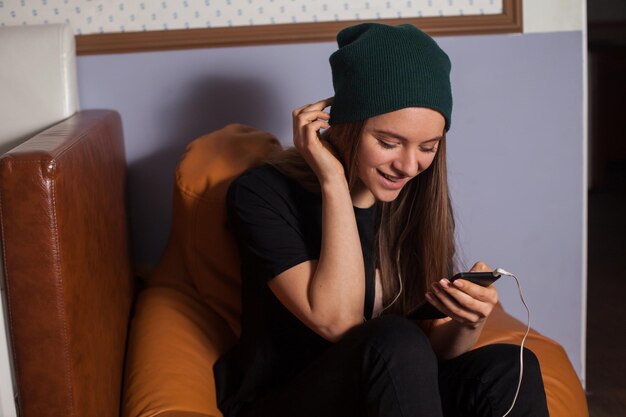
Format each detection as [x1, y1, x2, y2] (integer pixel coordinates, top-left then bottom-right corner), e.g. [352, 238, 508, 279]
[227, 173, 315, 285]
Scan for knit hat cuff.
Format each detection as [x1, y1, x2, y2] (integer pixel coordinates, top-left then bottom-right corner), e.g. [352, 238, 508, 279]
[329, 22, 453, 131]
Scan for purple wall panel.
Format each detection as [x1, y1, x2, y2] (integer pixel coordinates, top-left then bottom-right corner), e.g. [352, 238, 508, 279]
[77, 31, 585, 377]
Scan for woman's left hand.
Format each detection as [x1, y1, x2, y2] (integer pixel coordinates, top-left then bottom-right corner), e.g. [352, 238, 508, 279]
[425, 261, 498, 329]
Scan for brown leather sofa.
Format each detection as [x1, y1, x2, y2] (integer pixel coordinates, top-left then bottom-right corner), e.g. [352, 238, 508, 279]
[0, 110, 589, 417]
[0, 110, 134, 416]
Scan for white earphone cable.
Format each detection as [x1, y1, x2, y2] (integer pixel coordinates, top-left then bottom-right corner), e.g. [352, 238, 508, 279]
[494, 268, 531, 417]
[380, 271, 403, 314]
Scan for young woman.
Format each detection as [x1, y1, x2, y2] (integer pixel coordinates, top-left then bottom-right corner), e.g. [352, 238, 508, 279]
[214, 23, 550, 417]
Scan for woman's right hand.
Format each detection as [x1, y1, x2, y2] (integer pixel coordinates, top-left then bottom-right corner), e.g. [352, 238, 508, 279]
[292, 97, 345, 184]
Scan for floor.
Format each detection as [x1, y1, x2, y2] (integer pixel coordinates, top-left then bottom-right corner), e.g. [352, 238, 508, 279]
[586, 163, 626, 417]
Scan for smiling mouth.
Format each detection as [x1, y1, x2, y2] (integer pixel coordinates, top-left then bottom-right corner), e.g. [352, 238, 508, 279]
[377, 170, 405, 183]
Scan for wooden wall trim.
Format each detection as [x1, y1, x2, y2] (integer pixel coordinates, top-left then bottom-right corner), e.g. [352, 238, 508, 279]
[76, 0, 522, 55]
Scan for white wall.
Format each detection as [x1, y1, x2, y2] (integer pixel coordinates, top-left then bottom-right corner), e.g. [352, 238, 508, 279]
[523, 0, 587, 385]
[523, 0, 584, 33]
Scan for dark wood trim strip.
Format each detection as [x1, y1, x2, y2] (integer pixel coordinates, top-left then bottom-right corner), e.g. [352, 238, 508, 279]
[76, 0, 522, 55]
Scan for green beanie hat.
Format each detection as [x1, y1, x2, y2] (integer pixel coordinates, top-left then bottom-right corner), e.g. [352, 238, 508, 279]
[329, 22, 453, 131]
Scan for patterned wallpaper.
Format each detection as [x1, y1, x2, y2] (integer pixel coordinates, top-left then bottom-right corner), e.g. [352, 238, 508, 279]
[0, 0, 503, 35]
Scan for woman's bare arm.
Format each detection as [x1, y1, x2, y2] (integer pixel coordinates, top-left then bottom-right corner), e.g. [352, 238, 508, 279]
[269, 177, 365, 342]
[267, 98, 366, 342]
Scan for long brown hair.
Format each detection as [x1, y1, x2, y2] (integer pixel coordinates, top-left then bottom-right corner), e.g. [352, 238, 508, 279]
[266, 120, 457, 315]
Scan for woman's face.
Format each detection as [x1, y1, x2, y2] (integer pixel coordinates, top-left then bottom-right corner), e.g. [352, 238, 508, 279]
[351, 107, 446, 208]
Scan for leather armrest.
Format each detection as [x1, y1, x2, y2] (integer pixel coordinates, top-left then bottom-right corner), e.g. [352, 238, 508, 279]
[0, 110, 134, 417]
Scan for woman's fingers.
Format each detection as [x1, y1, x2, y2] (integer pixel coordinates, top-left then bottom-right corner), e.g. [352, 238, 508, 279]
[426, 286, 481, 325]
[292, 98, 333, 142]
[302, 120, 331, 139]
[293, 120, 331, 154]
[295, 110, 330, 127]
[293, 110, 330, 139]
[469, 261, 492, 273]
[439, 280, 489, 316]
[292, 97, 333, 117]
[293, 110, 330, 149]
[451, 279, 498, 304]
[291, 97, 343, 182]
[427, 277, 498, 327]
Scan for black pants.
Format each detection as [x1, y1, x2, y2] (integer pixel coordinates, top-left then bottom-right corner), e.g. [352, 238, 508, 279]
[238, 315, 550, 417]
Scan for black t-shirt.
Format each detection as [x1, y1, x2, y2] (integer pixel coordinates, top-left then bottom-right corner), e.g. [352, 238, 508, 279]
[213, 163, 378, 416]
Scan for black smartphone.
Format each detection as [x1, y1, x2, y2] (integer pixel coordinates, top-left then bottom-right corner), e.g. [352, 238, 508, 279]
[405, 271, 501, 320]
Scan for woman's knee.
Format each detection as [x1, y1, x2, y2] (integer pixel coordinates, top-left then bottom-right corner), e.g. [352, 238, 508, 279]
[477, 345, 549, 415]
[346, 315, 439, 389]
[357, 315, 437, 365]
[484, 344, 544, 384]
[521, 346, 543, 382]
